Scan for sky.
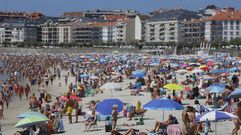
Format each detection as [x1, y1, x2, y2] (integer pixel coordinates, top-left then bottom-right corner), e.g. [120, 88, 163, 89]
[0, 0, 240, 16]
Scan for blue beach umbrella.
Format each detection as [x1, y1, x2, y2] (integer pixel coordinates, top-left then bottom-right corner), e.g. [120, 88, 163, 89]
[227, 88, 241, 99]
[96, 98, 124, 116]
[143, 98, 184, 121]
[143, 98, 184, 110]
[206, 86, 225, 93]
[159, 68, 169, 73]
[132, 70, 145, 78]
[80, 74, 89, 78]
[210, 83, 226, 88]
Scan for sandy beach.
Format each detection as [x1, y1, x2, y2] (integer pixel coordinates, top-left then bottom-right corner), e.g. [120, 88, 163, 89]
[0, 48, 239, 135]
[1, 70, 235, 135]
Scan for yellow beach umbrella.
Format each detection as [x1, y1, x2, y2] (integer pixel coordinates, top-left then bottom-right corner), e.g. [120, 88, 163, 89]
[163, 83, 184, 91]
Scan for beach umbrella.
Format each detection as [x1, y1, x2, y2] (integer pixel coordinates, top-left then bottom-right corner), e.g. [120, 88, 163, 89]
[59, 95, 81, 101]
[143, 98, 184, 121]
[80, 74, 89, 78]
[132, 70, 145, 78]
[207, 61, 215, 66]
[206, 86, 225, 93]
[96, 98, 124, 115]
[89, 75, 99, 80]
[163, 83, 184, 91]
[100, 82, 121, 90]
[15, 115, 48, 128]
[100, 82, 121, 97]
[17, 112, 46, 119]
[159, 68, 169, 73]
[199, 65, 210, 71]
[176, 69, 188, 74]
[211, 83, 226, 88]
[227, 88, 241, 99]
[150, 62, 159, 66]
[196, 110, 237, 135]
[191, 69, 204, 73]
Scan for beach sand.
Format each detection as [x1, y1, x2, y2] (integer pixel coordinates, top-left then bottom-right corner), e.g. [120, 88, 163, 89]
[1, 69, 236, 135]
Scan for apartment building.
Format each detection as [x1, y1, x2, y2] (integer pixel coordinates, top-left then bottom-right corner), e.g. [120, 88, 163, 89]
[41, 22, 59, 44]
[204, 8, 241, 42]
[70, 22, 102, 43]
[112, 22, 126, 42]
[126, 16, 142, 42]
[0, 19, 39, 43]
[182, 19, 205, 43]
[144, 20, 182, 43]
[84, 9, 139, 18]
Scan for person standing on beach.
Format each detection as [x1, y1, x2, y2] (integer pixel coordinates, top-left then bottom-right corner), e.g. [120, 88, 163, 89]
[0, 100, 4, 119]
[19, 85, 23, 101]
[112, 105, 118, 130]
[24, 84, 30, 100]
[74, 99, 79, 123]
[14, 83, 19, 96]
[182, 106, 190, 135]
[65, 75, 68, 86]
[232, 102, 241, 135]
[65, 94, 74, 124]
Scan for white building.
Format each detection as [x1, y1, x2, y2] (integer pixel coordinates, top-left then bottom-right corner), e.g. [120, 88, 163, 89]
[126, 16, 142, 42]
[204, 9, 241, 42]
[112, 22, 126, 42]
[144, 20, 182, 43]
[0, 20, 38, 43]
[41, 22, 59, 44]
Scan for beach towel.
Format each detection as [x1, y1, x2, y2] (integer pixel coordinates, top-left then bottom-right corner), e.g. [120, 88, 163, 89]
[167, 124, 181, 135]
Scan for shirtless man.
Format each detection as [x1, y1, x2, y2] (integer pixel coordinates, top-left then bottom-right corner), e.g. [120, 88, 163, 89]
[232, 102, 241, 135]
[182, 106, 191, 135]
[65, 94, 74, 124]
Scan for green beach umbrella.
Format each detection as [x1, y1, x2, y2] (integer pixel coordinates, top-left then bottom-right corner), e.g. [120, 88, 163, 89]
[17, 111, 47, 119]
[15, 115, 48, 128]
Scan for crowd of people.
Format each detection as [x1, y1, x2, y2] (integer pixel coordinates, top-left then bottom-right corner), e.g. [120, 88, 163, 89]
[0, 52, 241, 135]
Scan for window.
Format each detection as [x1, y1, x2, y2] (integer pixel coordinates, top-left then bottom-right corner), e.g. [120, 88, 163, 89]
[230, 26, 234, 30]
[236, 20, 240, 25]
[224, 26, 228, 30]
[237, 31, 240, 36]
[230, 31, 234, 36]
[224, 21, 228, 25]
[236, 26, 240, 30]
[224, 31, 228, 35]
[230, 20, 234, 25]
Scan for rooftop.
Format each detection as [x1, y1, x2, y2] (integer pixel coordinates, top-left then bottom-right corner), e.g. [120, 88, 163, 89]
[207, 9, 241, 21]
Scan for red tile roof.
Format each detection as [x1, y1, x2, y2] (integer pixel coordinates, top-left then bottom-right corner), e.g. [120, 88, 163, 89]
[207, 10, 241, 21]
